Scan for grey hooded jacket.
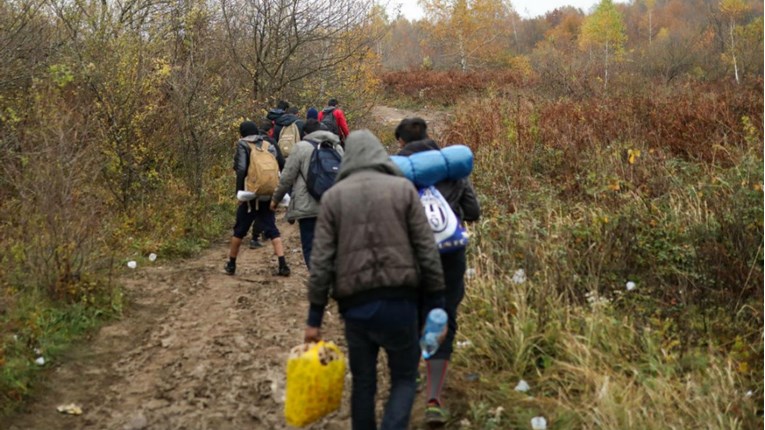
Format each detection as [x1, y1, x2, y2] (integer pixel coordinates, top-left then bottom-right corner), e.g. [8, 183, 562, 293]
[308, 130, 445, 312]
[272, 131, 343, 221]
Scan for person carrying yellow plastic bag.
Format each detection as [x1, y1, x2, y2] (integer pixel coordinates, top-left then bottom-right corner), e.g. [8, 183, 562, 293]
[300, 131, 446, 429]
[285, 341, 346, 427]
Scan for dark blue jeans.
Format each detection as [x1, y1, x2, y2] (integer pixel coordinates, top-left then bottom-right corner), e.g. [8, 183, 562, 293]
[344, 319, 420, 430]
[298, 217, 317, 269]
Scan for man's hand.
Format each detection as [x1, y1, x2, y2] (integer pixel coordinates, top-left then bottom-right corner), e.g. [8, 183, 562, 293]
[304, 326, 322, 344]
[438, 325, 448, 345]
[269, 199, 277, 211]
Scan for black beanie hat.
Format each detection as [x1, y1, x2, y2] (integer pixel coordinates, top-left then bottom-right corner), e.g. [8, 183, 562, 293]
[239, 121, 259, 137]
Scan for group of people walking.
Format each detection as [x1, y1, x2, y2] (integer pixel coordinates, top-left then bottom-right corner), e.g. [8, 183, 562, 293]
[226, 99, 480, 429]
[225, 99, 349, 277]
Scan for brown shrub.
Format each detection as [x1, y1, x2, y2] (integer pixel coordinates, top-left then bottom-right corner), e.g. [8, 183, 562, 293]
[380, 69, 528, 105]
[443, 80, 764, 165]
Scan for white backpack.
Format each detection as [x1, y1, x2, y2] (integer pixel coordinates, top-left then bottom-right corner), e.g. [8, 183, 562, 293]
[418, 186, 468, 253]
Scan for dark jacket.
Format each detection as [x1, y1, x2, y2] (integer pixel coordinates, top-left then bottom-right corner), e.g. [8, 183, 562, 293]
[273, 113, 305, 143]
[266, 108, 285, 123]
[234, 135, 283, 201]
[398, 139, 481, 222]
[308, 130, 445, 313]
[318, 107, 350, 140]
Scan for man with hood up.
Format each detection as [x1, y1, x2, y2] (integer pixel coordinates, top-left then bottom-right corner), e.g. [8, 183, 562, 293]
[304, 130, 445, 430]
[273, 106, 306, 143]
[265, 100, 289, 139]
[270, 119, 343, 269]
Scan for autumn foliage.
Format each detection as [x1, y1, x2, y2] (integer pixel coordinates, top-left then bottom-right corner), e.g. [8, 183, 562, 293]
[442, 79, 763, 164]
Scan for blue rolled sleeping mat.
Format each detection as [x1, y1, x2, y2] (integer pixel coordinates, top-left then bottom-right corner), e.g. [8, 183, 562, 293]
[390, 145, 473, 187]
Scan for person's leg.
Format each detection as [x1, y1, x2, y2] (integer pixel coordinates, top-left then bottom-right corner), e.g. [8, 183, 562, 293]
[226, 202, 255, 275]
[257, 201, 290, 276]
[425, 248, 466, 418]
[297, 217, 317, 269]
[376, 321, 420, 430]
[345, 320, 380, 430]
[249, 222, 263, 249]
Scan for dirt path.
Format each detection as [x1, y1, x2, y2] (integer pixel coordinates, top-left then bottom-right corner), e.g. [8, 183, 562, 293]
[370, 106, 450, 141]
[6, 221, 355, 430]
[6, 107, 457, 430]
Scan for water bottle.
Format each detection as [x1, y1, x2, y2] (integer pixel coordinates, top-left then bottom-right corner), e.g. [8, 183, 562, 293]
[420, 308, 448, 359]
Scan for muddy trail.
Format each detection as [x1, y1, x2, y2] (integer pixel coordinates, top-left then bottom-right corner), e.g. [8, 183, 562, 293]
[7, 221, 358, 430]
[5, 107, 462, 430]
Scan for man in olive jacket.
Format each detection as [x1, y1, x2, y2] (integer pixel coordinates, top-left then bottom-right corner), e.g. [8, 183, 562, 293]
[270, 120, 343, 268]
[304, 130, 445, 430]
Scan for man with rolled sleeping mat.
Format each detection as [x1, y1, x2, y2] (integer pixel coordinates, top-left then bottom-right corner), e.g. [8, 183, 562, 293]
[395, 118, 481, 427]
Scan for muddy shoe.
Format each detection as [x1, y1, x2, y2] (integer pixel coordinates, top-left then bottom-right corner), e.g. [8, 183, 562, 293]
[224, 261, 236, 275]
[276, 265, 291, 277]
[249, 239, 263, 249]
[425, 401, 448, 428]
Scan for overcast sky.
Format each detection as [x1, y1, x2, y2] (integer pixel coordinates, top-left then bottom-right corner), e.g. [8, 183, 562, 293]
[390, 0, 628, 20]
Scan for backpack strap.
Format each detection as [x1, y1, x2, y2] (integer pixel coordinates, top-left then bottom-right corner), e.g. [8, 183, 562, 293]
[299, 140, 319, 183]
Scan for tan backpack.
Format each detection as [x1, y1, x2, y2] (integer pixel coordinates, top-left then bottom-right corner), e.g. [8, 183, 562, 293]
[278, 122, 300, 157]
[245, 140, 279, 196]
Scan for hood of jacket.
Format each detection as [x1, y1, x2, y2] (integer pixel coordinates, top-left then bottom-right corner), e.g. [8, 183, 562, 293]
[322, 106, 337, 115]
[303, 130, 341, 146]
[275, 113, 300, 126]
[266, 108, 285, 121]
[337, 130, 402, 182]
[397, 138, 440, 156]
[241, 134, 264, 144]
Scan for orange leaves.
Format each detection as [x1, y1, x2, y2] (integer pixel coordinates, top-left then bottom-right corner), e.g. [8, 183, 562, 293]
[628, 149, 641, 164]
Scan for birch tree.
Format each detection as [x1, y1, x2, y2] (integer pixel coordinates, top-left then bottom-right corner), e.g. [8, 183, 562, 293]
[579, 0, 626, 89]
[719, 0, 748, 84]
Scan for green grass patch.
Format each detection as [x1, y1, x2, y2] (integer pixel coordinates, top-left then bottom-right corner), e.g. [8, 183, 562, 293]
[0, 284, 123, 415]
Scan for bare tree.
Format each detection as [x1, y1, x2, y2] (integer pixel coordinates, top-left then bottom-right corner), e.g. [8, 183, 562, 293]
[220, 0, 380, 106]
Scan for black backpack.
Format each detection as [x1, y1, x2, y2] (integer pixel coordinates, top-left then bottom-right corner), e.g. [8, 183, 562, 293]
[305, 140, 342, 200]
[321, 108, 339, 135]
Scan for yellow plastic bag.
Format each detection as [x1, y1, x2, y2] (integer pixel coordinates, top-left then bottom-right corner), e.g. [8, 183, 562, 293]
[284, 341, 346, 427]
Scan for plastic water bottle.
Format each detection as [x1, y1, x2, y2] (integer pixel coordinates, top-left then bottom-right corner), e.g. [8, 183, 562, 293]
[420, 308, 448, 359]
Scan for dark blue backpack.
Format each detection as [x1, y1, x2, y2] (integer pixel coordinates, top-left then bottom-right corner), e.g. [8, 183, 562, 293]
[306, 140, 342, 200]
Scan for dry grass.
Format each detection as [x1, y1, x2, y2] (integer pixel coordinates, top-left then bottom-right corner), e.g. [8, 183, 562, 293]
[437, 86, 763, 428]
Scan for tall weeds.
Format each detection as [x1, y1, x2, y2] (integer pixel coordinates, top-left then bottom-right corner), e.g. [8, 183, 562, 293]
[444, 83, 763, 428]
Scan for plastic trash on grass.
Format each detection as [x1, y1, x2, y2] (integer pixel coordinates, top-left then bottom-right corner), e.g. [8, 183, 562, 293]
[531, 416, 547, 429]
[149, 253, 157, 262]
[127, 261, 137, 269]
[284, 341, 346, 427]
[512, 269, 526, 284]
[57, 403, 83, 415]
[514, 379, 530, 392]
